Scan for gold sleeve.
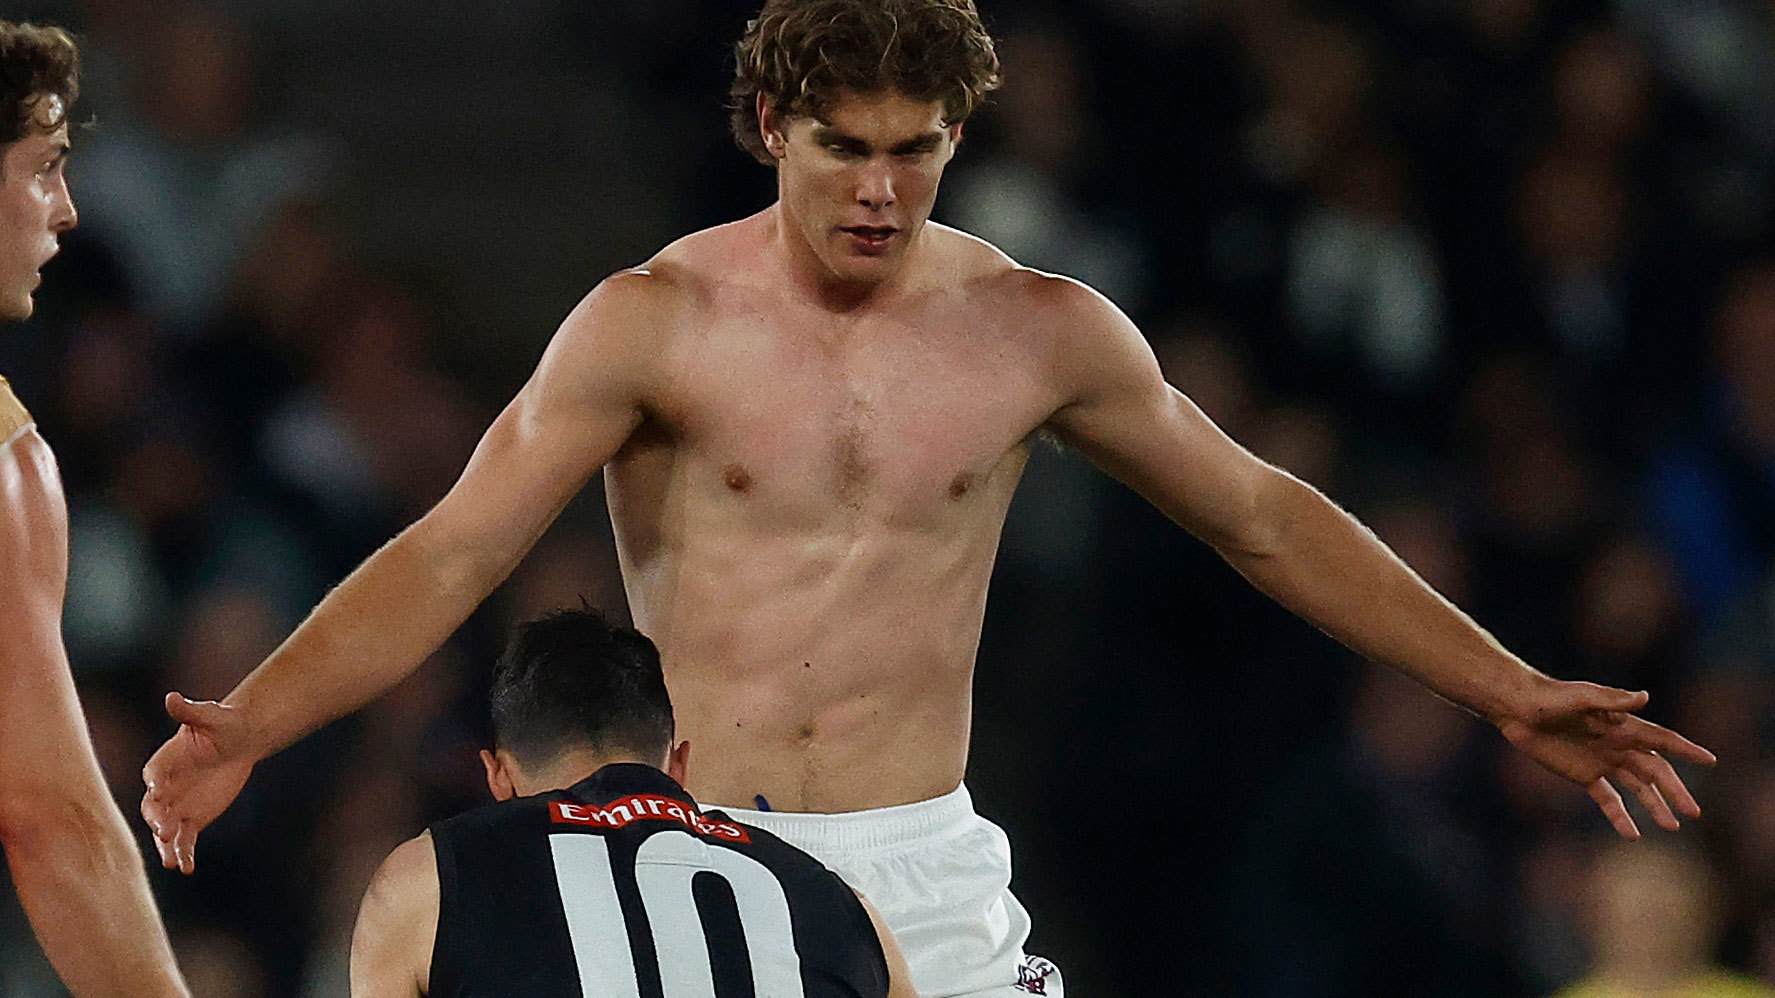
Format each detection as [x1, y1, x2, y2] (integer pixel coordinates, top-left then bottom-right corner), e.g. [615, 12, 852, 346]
[0, 375, 33, 442]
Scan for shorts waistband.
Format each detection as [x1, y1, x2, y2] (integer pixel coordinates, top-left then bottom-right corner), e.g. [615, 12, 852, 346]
[712, 783, 975, 854]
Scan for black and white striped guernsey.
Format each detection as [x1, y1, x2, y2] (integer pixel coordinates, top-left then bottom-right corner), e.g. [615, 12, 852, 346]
[428, 763, 891, 997]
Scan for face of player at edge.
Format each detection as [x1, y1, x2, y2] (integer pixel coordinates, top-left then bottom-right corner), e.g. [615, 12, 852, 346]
[0, 95, 76, 322]
[765, 89, 959, 286]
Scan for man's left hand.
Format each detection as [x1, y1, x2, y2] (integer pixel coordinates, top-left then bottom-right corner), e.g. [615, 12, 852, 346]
[1496, 679, 1717, 839]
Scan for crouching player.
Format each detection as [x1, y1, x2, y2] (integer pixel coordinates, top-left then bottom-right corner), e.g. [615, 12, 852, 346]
[350, 608, 917, 997]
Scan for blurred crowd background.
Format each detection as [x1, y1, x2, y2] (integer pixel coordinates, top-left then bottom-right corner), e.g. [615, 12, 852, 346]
[1, 0, 1773, 994]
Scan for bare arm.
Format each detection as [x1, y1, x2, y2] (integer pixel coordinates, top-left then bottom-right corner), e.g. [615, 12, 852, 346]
[856, 892, 918, 998]
[143, 270, 679, 870]
[350, 832, 438, 998]
[1038, 276, 1714, 837]
[0, 426, 189, 997]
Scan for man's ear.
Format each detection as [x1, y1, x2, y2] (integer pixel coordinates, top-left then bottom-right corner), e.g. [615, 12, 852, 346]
[480, 749, 517, 802]
[951, 120, 965, 148]
[757, 94, 786, 159]
[666, 740, 691, 787]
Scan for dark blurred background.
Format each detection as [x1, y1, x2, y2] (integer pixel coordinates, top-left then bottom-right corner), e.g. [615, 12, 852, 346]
[1, 0, 1772, 994]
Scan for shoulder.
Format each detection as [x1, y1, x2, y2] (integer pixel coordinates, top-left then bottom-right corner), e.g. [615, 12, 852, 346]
[0, 423, 60, 508]
[923, 226, 1129, 331]
[630, 215, 768, 309]
[0, 376, 53, 480]
[526, 263, 701, 406]
[357, 831, 439, 944]
[651, 215, 761, 272]
[0, 410, 66, 592]
[954, 251, 1151, 395]
[557, 263, 699, 343]
[989, 268, 1129, 335]
[428, 794, 543, 846]
[561, 218, 759, 332]
[358, 832, 440, 940]
[702, 820, 895, 986]
[544, 225, 744, 360]
[0, 376, 31, 443]
[368, 830, 439, 898]
[354, 831, 439, 994]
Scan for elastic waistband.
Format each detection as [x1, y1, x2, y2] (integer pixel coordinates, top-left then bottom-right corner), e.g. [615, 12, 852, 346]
[714, 783, 975, 854]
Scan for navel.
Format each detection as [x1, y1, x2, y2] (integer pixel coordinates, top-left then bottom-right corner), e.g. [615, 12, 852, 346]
[722, 463, 753, 492]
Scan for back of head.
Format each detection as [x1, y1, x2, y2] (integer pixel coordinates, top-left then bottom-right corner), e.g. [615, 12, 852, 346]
[489, 608, 674, 771]
[729, 0, 1001, 165]
[0, 21, 77, 147]
[1586, 839, 1721, 977]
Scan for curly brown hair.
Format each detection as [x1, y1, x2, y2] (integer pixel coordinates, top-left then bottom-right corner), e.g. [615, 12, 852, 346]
[730, 0, 1000, 166]
[0, 21, 78, 147]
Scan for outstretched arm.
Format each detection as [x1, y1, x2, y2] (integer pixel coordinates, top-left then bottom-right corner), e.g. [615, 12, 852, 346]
[1038, 276, 1715, 838]
[0, 425, 189, 997]
[143, 270, 678, 872]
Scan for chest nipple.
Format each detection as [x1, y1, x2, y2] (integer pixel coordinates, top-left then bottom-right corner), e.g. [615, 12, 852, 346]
[947, 472, 974, 500]
[722, 463, 753, 493]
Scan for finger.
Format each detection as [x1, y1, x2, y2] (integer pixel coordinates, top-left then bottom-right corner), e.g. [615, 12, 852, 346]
[164, 692, 227, 730]
[173, 821, 197, 876]
[1588, 777, 1640, 840]
[150, 823, 177, 870]
[1626, 750, 1703, 820]
[1614, 767, 1679, 832]
[1568, 683, 1649, 715]
[1615, 718, 1718, 767]
[1582, 711, 1632, 739]
[139, 793, 162, 838]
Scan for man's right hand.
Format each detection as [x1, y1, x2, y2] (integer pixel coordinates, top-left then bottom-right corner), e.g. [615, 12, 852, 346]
[140, 693, 257, 875]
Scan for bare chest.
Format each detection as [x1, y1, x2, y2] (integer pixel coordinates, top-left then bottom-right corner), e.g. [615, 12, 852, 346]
[646, 306, 1050, 518]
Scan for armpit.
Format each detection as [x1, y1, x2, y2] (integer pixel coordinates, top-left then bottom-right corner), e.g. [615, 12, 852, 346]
[0, 376, 32, 444]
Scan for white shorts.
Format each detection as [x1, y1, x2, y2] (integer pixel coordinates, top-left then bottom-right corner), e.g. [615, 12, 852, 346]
[718, 784, 1063, 997]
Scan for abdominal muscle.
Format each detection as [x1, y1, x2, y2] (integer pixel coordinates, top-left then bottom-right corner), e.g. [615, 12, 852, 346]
[615, 505, 1003, 814]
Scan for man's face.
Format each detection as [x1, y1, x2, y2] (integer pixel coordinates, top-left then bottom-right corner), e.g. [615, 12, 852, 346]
[0, 95, 76, 321]
[767, 90, 959, 285]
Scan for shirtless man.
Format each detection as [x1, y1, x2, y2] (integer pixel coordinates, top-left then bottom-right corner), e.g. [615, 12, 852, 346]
[142, 1, 1715, 994]
[0, 20, 190, 998]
